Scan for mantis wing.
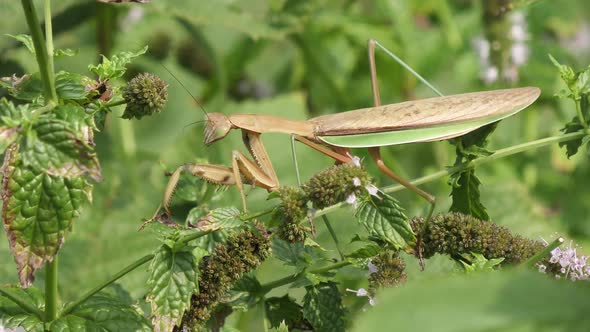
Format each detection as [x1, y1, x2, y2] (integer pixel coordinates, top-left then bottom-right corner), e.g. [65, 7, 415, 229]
[313, 87, 540, 148]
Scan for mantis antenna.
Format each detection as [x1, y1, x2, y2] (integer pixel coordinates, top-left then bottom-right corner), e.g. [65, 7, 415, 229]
[160, 63, 210, 120]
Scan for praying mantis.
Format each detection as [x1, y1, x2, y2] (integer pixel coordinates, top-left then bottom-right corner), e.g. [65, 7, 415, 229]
[156, 39, 540, 231]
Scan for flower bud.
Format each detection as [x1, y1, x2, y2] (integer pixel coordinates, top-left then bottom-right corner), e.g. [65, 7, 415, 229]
[122, 72, 168, 119]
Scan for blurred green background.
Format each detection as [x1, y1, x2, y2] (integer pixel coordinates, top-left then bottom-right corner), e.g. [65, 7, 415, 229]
[1, 0, 590, 329]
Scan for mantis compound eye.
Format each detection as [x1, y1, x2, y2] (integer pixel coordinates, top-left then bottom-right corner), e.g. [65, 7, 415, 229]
[204, 113, 233, 145]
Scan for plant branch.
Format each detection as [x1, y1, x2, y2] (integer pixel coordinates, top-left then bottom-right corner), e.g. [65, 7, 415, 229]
[322, 215, 345, 261]
[525, 237, 564, 268]
[260, 261, 352, 293]
[311, 130, 587, 218]
[61, 254, 154, 316]
[21, 0, 57, 102]
[44, 257, 58, 322]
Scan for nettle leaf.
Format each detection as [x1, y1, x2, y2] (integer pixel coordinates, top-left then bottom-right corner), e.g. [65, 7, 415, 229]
[356, 193, 415, 250]
[302, 282, 346, 332]
[226, 274, 263, 309]
[55, 71, 94, 101]
[0, 73, 44, 101]
[449, 169, 490, 221]
[146, 245, 200, 332]
[272, 238, 327, 270]
[0, 285, 44, 332]
[50, 293, 151, 331]
[89, 46, 147, 80]
[1, 144, 93, 286]
[6, 34, 77, 58]
[266, 295, 309, 330]
[0, 99, 30, 154]
[21, 110, 101, 181]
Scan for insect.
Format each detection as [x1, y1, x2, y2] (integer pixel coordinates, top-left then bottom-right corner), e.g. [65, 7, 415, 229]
[156, 39, 540, 228]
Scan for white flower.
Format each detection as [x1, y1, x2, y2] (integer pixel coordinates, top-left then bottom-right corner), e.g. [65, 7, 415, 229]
[368, 261, 379, 274]
[346, 193, 357, 209]
[352, 177, 361, 187]
[346, 288, 376, 306]
[365, 184, 380, 198]
[537, 264, 546, 273]
[346, 153, 362, 167]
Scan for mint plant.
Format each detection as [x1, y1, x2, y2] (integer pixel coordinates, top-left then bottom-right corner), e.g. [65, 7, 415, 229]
[1, 1, 590, 332]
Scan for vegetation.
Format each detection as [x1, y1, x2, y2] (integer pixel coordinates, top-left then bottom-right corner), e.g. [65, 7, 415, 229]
[1, 0, 590, 331]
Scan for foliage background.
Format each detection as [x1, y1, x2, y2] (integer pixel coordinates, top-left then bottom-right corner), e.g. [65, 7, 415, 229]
[1, 0, 590, 330]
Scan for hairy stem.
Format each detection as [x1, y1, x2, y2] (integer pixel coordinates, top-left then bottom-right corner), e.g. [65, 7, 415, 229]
[260, 261, 351, 293]
[21, 0, 57, 102]
[61, 254, 153, 316]
[44, 257, 58, 322]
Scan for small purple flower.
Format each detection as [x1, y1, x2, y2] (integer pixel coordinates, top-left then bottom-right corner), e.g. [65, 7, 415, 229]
[368, 261, 379, 274]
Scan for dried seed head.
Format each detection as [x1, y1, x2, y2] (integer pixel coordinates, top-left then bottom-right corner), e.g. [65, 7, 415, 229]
[122, 72, 168, 119]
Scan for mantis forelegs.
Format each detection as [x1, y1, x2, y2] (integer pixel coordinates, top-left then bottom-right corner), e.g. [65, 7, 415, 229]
[159, 130, 279, 215]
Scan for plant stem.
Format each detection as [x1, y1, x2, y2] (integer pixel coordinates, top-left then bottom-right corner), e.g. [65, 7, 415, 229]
[61, 254, 154, 316]
[44, 257, 58, 322]
[322, 216, 345, 261]
[311, 130, 587, 218]
[525, 237, 564, 268]
[575, 101, 588, 129]
[240, 207, 275, 221]
[105, 99, 126, 108]
[260, 261, 351, 294]
[21, 0, 57, 102]
[0, 288, 44, 320]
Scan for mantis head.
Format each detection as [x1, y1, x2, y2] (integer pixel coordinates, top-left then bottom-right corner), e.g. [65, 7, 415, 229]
[204, 113, 234, 145]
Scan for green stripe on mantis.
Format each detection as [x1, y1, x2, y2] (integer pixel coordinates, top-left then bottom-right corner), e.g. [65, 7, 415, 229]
[317, 110, 519, 148]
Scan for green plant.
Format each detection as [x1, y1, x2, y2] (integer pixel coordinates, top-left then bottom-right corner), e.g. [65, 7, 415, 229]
[2, 1, 590, 332]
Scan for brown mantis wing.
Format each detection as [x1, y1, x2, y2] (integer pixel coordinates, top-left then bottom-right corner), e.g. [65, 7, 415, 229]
[308, 87, 540, 136]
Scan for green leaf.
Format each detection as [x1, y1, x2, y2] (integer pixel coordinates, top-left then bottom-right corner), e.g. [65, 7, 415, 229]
[146, 245, 200, 332]
[50, 293, 151, 331]
[269, 321, 289, 332]
[266, 295, 309, 330]
[1, 144, 93, 286]
[0, 73, 44, 101]
[226, 274, 263, 309]
[21, 109, 101, 181]
[344, 240, 381, 259]
[0, 99, 30, 154]
[88, 46, 147, 80]
[272, 238, 327, 270]
[302, 282, 346, 332]
[460, 252, 505, 273]
[5, 34, 35, 54]
[356, 193, 415, 250]
[352, 270, 590, 332]
[449, 169, 490, 221]
[559, 97, 589, 158]
[55, 71, 93, 101]
[0, 286, 44, 332]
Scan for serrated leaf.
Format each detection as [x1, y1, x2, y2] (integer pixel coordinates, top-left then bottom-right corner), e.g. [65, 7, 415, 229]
[88, 46, 147, 80]
[0, 286, 44, 332]
[356, 193, 415, 250]
[344, 241, 381, 259]
[1, 144, 93, 286]
[266, 295, 309, 330]
[55, 71, 93, 101]
[51, 293, 151, 332]
[5, 34, 35, 54]
[272, 238, 327, 270]
[146, 245, 200, 332]
[21, 110, 101, 181]
[195, 207, 243, 230]
[449, 169, 490, 221]
[269, 321, 289, 332]
[0, 98, 29, 154]
[0, 73, 43, 101]
[226, 274, 263, 309]
[302, 282, 346, 332]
